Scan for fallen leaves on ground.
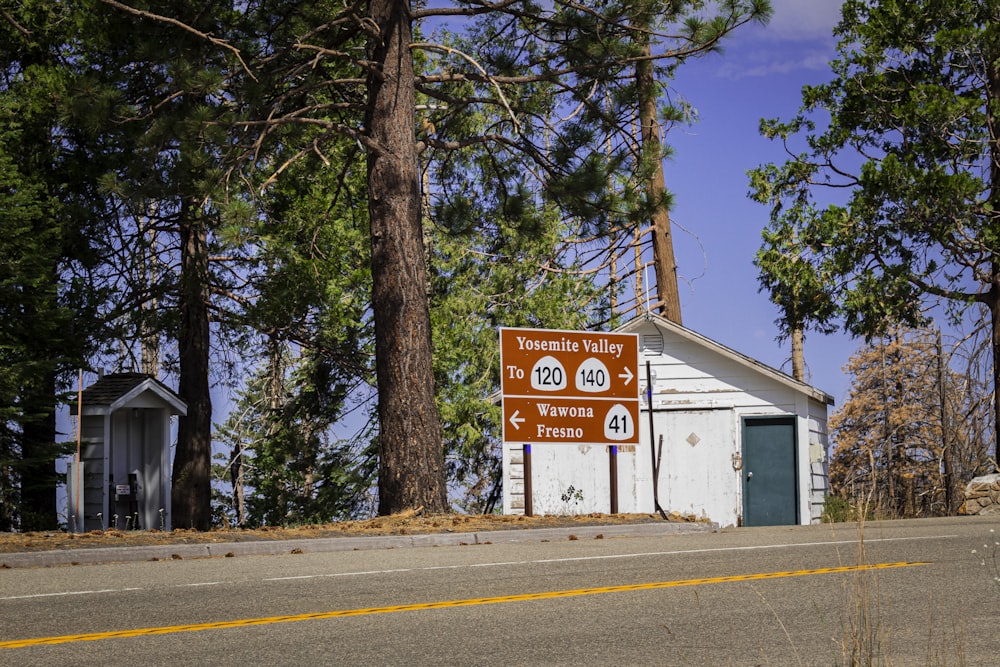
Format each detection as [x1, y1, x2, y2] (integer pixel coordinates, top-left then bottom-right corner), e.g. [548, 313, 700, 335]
[0, 510, 702, 554]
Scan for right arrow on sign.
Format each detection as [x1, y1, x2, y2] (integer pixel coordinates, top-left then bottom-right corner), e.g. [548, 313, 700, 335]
[619, 367, 634, 385]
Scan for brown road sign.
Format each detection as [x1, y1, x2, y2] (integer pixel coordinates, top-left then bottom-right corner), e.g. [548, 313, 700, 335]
[503, 395, 640, 444]
[500, 327, 639, 444]
[500, 328, 639, 399]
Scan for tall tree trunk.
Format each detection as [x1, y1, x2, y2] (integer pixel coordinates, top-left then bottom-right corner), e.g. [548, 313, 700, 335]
[266, 336, 287, 517]
[984, 45, 1000, 472]
[19, 372, 58, 531]
[880, 341, 896, 515]
[18, 278, 59, 531]
[637, 37, 682, 324]
[988, 277, 1000, 473]
[141, 221, 160, 377]
[172, 209, 213, 530]
[936, 329, 956, 514]
[229, 438, 246, 527]
[366, 0, 447, 515]
[790, 326, 805, 382]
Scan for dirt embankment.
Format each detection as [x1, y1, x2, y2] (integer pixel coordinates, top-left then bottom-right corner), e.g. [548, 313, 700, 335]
[0, 510, 698, 554]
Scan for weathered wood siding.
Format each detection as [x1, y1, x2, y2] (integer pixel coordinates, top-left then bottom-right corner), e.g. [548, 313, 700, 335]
[502, 316, 832, 527]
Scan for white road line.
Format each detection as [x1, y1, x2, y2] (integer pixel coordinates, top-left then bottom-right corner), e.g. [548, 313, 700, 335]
[1, 587, 143, 601]
[267, 568, 413, 581]
[178, 581, 226, 587]
[262, 534, 958, 582]
[2, 533, 958, 598]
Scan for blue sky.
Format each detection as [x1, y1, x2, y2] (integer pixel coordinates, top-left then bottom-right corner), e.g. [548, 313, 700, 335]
[661, 0, 855, 404]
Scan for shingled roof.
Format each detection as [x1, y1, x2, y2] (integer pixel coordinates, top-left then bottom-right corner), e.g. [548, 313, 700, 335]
[72, 372, 187, 416]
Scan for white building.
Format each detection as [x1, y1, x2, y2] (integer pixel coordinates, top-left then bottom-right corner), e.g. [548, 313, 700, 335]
[502, 314, 834, 527]
[67, 373, 186, 532]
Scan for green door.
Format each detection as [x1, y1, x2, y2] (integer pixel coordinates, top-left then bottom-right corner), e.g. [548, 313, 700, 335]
[742, 417, 798, 526]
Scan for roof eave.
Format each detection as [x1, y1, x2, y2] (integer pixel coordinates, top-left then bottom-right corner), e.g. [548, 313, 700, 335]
[617, 313, 835, 407]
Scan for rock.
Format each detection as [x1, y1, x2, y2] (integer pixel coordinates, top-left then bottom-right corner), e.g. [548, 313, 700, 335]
[963, 474, 1000, 515]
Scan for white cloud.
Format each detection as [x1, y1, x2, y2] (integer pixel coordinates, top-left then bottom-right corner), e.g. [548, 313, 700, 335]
[764, 0, 844, 42]
[716, 49, 834, 79]
[705, 2, 844, 80]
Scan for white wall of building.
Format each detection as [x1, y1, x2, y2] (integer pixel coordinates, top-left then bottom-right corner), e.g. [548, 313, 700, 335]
[502, 315, 832, 527]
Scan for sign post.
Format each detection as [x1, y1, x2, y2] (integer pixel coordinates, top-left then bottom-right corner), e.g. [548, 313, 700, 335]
[500, 327, 640, 513]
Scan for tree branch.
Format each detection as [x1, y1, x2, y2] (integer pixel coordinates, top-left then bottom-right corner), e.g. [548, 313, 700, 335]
[0, 7, 31, 39]
[98, 0, 257, 81]
[412, 42, 520, 133]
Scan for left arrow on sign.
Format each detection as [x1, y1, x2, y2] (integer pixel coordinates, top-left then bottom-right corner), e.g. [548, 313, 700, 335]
[509, 410, 525, 430]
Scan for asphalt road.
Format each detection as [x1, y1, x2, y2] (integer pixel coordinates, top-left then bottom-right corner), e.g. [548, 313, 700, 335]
[2, 516, 999, 666]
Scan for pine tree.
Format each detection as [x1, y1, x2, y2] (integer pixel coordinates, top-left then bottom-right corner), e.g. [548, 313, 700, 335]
[215, 342, 377, 527]
[82, 0, 772, 519]
[82, 0, 250, 530]
[830, 329, 991, 517]
[750, 0, 1000, 464]
[0, 1, 109, 529]
[213, 128, 377, 525]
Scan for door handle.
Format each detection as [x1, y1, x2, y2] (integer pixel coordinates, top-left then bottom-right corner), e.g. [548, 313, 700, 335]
[747, 471, 753, 480]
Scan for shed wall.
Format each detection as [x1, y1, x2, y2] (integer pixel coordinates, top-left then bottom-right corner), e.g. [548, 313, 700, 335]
[501, 319, 830, 526]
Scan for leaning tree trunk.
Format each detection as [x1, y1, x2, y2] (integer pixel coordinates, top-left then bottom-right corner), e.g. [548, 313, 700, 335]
[637, 34, 682, 324]
[172, 209, 213, 530]
[366, 0, 448, 515]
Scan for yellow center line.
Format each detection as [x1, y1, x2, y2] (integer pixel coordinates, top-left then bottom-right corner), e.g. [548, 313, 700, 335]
[1, 561, 931, 649]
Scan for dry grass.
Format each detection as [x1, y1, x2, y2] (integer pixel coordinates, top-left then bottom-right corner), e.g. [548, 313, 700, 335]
[0, 511, 680, 554]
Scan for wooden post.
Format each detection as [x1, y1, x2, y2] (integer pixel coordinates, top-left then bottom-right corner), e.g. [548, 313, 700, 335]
[609, 445, 619, 514]
[523, 444, 533, 517]
[75, 370, 83, 533]
[646, 361, 667, 519]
